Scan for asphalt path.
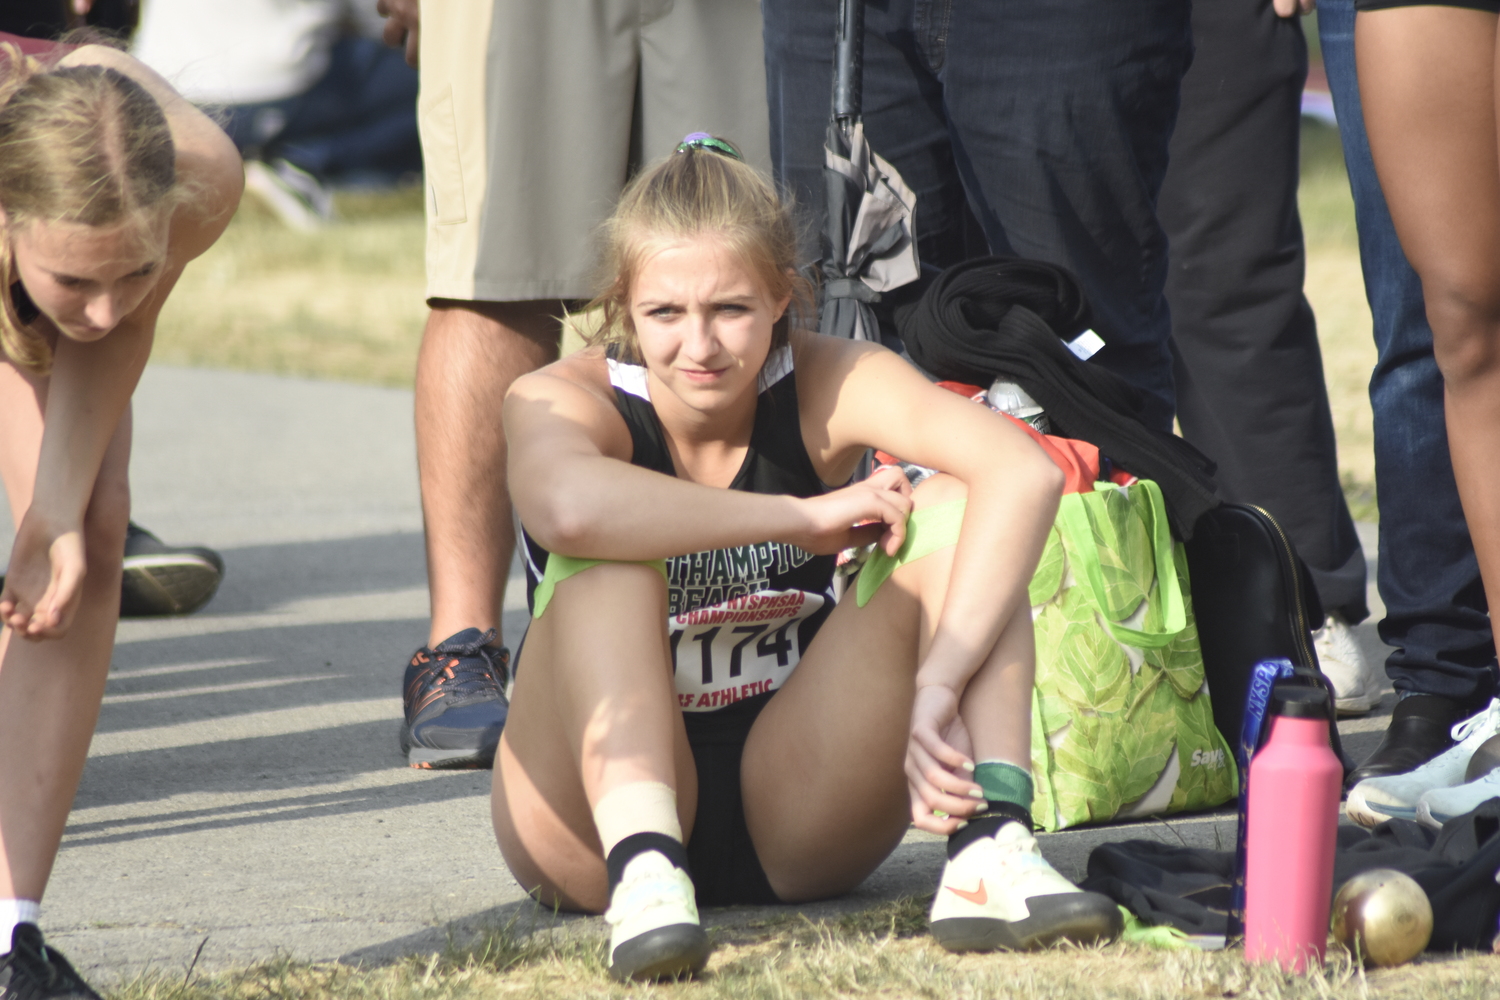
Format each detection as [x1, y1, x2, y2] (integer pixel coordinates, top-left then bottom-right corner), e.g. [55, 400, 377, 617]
[0, 366, 1394, 984]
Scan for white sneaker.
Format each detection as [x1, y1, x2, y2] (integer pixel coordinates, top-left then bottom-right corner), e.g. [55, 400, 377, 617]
[243, 158, 334, 231]
[603, 851, 709, 981]
[929, 821, 1122, 952]
[1416, 768, 1500, 829]
[1313, 613, 1378, 715]
[1346, 698, 1500, 827]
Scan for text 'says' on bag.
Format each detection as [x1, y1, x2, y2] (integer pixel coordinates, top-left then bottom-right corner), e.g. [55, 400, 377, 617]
[1028, 480, 1238, 831]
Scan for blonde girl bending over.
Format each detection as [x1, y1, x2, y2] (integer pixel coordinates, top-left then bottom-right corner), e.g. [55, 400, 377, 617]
[494, 135, 1122, 982]
[0, 31, 241, 999]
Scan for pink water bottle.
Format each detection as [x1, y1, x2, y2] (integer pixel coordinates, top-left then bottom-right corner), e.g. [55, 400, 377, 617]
[1244, 686, 1342, 972]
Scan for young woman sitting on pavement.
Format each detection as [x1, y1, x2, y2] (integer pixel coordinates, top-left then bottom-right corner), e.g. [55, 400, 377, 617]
[0, 32, 241, 999]
[492, 134, 1123, 982]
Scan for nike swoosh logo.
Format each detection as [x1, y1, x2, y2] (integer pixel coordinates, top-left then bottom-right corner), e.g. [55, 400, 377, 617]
[945, 880, 987, 905]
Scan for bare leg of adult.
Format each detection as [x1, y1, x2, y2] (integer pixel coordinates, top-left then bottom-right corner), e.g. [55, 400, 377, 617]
[491, 562, 697, 913]
[1359, 9, 1500, 630]
[415, 299, 560, 648]
[0, 365, 130, 904]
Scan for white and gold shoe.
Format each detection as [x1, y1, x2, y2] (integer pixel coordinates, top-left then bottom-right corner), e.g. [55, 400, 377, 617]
[604, 851, 710, 981]
[930, 821, 1122, 952]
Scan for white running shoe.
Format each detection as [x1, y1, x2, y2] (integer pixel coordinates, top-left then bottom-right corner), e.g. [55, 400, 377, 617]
[1415, 769, 1500, 829]
[604, 851, 710, 981]
[243, 158, 334, 231]
[1313, 613, 1378, 715]
[1346, 698, 1500, 827]
[929, 821, 1122, 952]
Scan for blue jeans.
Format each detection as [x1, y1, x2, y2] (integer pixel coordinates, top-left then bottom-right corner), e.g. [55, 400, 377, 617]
[1319, 0, 1496, 704]
[219, 36, 421, 184]
[762, 0, 1193, 432]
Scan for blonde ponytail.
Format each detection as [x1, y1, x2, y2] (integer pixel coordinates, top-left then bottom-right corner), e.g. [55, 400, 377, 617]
[586, 137, 813, 363]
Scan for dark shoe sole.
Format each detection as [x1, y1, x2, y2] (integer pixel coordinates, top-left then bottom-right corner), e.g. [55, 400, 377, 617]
[398, 723, 496, 770]
[931, 893, 1123, 953]
[121, 555, 223, 616]
[609, 924, 711, 982]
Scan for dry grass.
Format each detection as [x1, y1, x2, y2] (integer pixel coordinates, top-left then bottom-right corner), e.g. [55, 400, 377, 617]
[109, 897, 1500, 1000]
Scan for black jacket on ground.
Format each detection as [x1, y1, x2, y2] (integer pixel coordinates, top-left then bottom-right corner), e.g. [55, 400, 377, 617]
[1082, 798, 1500, 950]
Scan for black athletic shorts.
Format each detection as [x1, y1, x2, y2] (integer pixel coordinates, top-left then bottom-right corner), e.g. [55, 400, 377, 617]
[1355, 0, 1500, 12]
[682, 693, 781, 906]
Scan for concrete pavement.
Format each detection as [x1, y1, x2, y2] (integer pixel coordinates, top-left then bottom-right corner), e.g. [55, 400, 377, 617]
[0, 366, 1395, 984]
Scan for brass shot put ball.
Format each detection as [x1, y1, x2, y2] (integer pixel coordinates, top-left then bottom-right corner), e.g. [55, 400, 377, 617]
[1331, 869, 1433, 968]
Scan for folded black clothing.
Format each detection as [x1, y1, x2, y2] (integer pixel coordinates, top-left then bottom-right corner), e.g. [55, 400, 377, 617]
[1082, 839, 1236, 937]
[1082, 798, 1500, 950]
[895, 255, 1219, 539]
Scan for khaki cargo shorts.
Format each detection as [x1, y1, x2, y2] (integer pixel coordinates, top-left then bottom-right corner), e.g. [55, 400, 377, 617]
[418, 0, 771, 304]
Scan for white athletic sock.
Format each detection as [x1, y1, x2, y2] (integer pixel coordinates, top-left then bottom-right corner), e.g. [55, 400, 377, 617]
[592, 781, 682, 857]
[0, 899, 40, 949]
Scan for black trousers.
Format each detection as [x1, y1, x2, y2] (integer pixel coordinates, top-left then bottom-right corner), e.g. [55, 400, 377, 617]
[1161, 0, 1368, 622]
[764, 0, 1194, 433]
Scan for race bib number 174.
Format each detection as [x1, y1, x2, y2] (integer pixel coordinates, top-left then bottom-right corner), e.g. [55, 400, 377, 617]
[669, 590, 825, 711]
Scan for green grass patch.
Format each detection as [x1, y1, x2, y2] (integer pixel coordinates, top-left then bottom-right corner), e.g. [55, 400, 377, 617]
[1341, 472, 1379, 525]
[153, 188, 429, 387]
[1300, 120, 1359, 251]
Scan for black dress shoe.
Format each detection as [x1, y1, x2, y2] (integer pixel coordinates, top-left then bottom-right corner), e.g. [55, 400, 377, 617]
[1346, 694, 1463, 787]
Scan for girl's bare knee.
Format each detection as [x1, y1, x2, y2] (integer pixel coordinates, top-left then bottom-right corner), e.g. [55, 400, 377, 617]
[544, 559, 668, 618]
[573, 560, 666, 589]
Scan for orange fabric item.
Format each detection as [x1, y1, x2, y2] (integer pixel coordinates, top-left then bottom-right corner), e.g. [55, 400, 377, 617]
[878, 380, 1135, 495]
[935, 380, 1099, 491]
[997, 412, 1099, 495]
[935, 380, 988, 401]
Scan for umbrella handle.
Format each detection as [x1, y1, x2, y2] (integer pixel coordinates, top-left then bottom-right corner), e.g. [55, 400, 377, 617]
[833, 0, 864, 129]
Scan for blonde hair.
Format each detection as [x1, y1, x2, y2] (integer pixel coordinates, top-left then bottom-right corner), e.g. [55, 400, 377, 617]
[0, 42, 178, 373]
[587, 138, 814, 363]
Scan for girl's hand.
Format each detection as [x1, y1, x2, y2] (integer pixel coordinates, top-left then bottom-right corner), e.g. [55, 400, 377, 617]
[0, 513, 87, 640]
[905, 683, 987, 835]
[790, 465, 913, 556]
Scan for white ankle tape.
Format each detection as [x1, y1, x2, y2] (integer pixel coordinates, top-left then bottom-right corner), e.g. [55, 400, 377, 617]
[0, 898, 40, 940]
[593, 781, 681, 857]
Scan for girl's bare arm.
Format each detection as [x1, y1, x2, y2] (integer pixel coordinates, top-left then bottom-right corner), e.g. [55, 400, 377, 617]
[1, 49, 241, 635]
[504, 364, 913, 563]
[799, 334, 1064, 698]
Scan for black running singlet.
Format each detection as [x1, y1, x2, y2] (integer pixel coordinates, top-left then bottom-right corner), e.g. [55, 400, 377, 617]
[520, 345, 837, 716]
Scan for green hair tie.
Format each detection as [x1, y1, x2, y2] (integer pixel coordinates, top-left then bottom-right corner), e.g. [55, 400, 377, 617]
[675, 132, 742, 160]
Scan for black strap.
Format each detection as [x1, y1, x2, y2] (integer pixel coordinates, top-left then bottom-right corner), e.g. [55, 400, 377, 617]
[606, 832, 692, 891]
[946, 804, 1034, 859]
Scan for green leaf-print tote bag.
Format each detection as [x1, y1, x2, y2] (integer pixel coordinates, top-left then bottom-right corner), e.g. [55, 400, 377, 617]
[1027, 480, 1238, 831]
